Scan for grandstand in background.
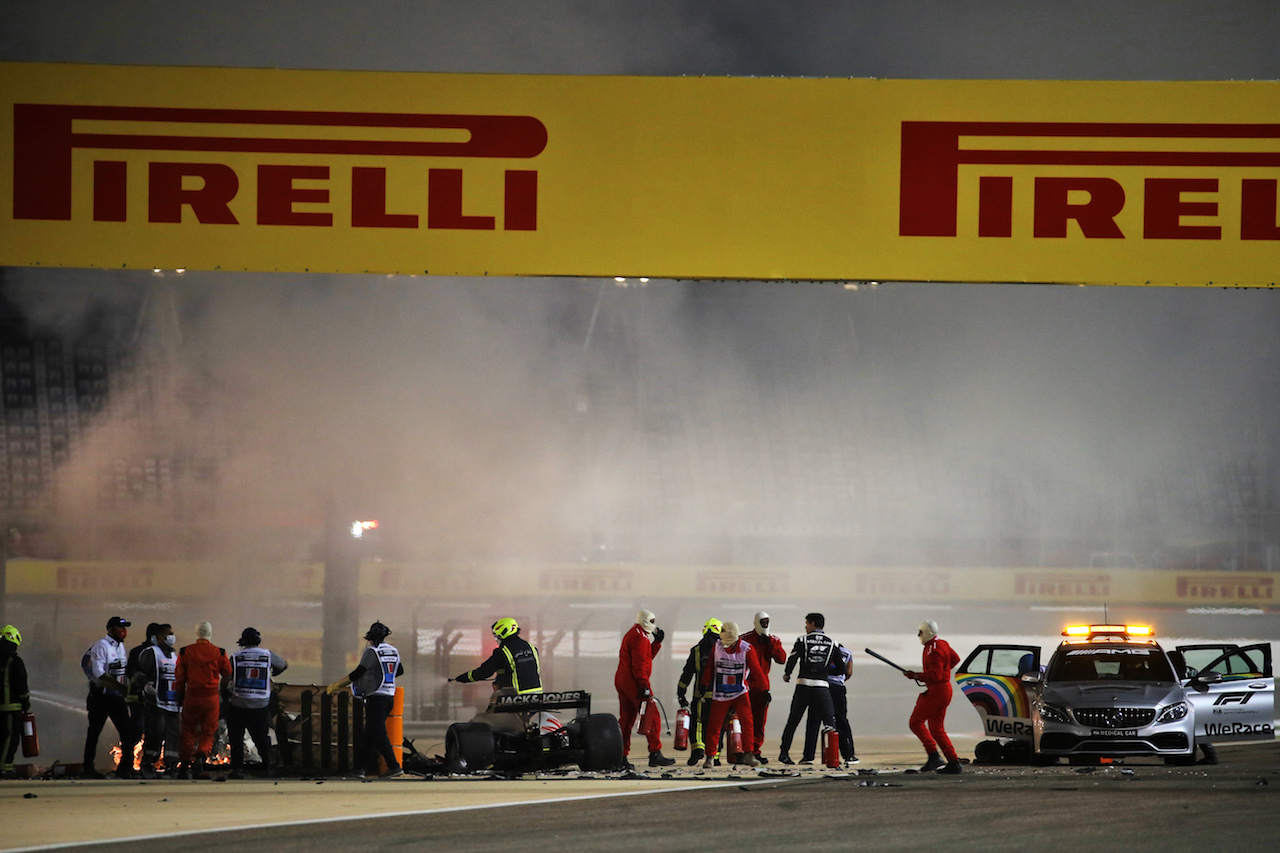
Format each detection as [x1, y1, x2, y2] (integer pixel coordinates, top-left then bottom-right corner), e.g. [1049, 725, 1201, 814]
[2, 276, 1277, 571]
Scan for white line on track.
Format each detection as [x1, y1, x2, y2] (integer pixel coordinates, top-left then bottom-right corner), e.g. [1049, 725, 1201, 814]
[2, 779, 784, 853]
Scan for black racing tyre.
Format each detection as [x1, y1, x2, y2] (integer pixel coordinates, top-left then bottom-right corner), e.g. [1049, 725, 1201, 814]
[579, 713, 624, 771]
[973, 740, 1003, 764]
[445, 722, 495, 773]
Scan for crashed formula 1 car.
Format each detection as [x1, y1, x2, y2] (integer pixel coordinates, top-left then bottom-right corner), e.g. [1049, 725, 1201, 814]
[440, 690, 624, 774]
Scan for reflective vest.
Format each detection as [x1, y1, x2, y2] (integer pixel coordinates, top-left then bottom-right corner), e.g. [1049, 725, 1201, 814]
[710, 642, 750, 702]
[372, 643, 400, 697]
[230, 647, 273, 703]
[144, 646, 181, 712]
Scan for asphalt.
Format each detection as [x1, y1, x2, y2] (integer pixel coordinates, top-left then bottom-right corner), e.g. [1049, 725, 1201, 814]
[3, 736, 1279, 853]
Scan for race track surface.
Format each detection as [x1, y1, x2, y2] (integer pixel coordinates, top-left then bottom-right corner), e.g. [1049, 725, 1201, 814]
[3, 737, 1278, 853]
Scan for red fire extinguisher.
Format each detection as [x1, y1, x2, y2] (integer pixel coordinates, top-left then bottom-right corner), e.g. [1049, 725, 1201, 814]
[728, 716, 743, 755]
[637, 698, 659, 737]
[673, 707, 691, 750]
[822, 726, 840, 768]
[21, 710, 40, 758]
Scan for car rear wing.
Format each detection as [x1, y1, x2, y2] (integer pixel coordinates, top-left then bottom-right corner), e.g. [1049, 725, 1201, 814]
[492, 690, 592, 715]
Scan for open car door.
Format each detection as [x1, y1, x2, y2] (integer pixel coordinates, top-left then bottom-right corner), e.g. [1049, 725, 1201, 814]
[957, 644, 1041, 741]
[1178, 643, 1275, 744]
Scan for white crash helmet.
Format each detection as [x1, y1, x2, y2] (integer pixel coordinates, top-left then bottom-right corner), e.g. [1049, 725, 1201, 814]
[753, 611, 771, 635]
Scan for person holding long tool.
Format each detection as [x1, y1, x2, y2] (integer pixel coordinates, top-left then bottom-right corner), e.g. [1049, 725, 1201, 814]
[903, 620, 962, 774]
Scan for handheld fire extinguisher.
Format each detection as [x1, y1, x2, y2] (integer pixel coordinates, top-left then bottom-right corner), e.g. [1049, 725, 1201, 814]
[821, 726, 840, 768]
[728, 716, 743, 756]
[21, 710, 40, 758]
[673, 707, 691, 750]
[637, 696, 659, 736]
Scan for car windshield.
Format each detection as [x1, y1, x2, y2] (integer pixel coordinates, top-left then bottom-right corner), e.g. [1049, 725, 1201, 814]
[1046, 645, 1177, 683]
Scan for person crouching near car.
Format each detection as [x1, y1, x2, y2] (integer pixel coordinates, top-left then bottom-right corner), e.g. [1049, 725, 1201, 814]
[699, 621, 765, 769]
[903, 619, 962, 775]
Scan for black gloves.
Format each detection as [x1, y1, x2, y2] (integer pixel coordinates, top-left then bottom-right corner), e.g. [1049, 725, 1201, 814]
[763, 689, 772, 705]
[637, 686, 651, 703]
[652, 627, 665, 645]
[677, 693, 689, 709]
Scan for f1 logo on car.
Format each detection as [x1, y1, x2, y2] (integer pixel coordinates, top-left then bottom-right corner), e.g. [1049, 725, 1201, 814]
[899, 120, 1280, 240]
[1213, 692, 1255, 706]
[12, 103, 547, 230]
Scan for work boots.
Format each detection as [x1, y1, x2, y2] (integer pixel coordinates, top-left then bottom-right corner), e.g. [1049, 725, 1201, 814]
[648, 750, 676, 767]
[739, 753, 761, 767]
[919, 753, 945, 773]
[687, 747, 705, 766]
[938, 759, 963, 775]
[777, 752, 795, 765]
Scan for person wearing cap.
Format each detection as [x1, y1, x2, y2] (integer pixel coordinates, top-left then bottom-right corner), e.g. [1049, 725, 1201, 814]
[134, 624, 181, 778]
[615, 610, 675, 768]
[174, 621, 232, 779]
[902, 620, 962, 774]
[326, 621, 404, 779]
[226, 627, 288, 779]
[81, 616, 139, 778]
[1, 625, 30, 779]
[676, 617, 722, 766]
[742, 611, 786, 765]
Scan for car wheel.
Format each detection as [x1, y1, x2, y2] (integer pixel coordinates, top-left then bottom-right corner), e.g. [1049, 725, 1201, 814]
[445, 722, 494, 773]
[579, 713, 624, 771]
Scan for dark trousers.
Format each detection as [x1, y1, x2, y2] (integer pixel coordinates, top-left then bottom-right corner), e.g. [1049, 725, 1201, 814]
[143, 706, 180, 768]
[226, 704, 272, 772]
[1, 711, 19, 770]
[779, 684, 836, 760]
[806, 682, 855, 759]
[689, 695, 710, 750]
[84, 691, 137, 769]
[360, 694, 398, 773]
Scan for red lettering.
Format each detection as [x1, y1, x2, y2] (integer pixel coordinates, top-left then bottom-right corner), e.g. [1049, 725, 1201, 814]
[504, 170, 538, 231]
[1034, 177, 1125, 238]
[978, 176, 1013, 237]
[351, 167, 418, 228]
[93, 161, 127, 222]
[148, 162, 239, 224]
[1241, 179, 1280, 240]
[428, 168, 495, 230]
[257, 165, 331, 226]
[1144, 178, 1220, 239]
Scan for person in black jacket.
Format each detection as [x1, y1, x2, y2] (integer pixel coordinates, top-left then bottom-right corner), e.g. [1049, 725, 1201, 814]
[451, 618, 543, 735]
[777, 612, 840, 765]
[1, 625, 30, 779]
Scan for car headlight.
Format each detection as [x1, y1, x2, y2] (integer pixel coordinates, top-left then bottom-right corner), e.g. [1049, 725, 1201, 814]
[1039, 702, 1071, 723]
[1156, 701, 1189, 723]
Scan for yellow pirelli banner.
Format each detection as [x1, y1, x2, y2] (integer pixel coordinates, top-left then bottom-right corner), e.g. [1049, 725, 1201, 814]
[2, 63, 1277, 285]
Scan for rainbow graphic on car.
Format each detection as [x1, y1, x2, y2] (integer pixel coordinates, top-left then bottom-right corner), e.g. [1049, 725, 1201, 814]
[957, 673, 1034, 740]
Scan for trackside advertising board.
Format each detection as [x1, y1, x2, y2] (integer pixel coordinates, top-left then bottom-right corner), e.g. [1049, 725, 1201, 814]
[2, 62, 1278, 285]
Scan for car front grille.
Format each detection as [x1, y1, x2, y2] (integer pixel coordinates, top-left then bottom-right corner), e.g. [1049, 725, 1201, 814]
[1073, 707, 1156, 728]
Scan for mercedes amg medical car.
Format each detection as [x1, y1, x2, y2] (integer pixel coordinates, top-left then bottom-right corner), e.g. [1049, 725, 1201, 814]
[958, 625, 1274, 764]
